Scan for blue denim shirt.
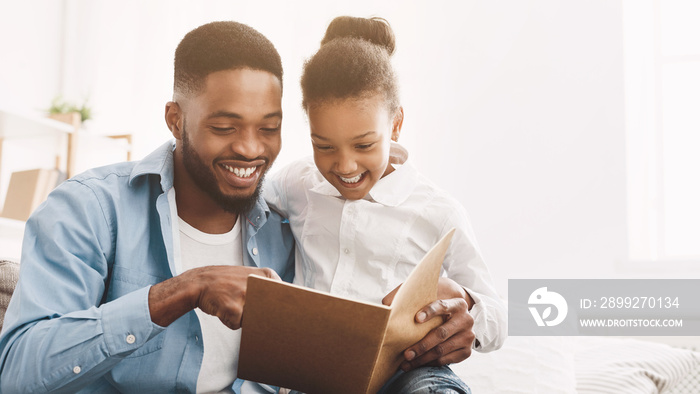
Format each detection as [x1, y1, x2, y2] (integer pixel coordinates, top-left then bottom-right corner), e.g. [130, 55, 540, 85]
[0, 141, 294, 393]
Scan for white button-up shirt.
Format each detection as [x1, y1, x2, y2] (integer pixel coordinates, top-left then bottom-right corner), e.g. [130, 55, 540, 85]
[264, 143, 506, 351]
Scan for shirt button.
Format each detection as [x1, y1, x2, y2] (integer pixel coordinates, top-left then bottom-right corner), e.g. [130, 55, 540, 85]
[73, 366, 81, 374]
[252, 247, 258, 256]
[344, 248, 350, 254]
[126, 334, 136, 344]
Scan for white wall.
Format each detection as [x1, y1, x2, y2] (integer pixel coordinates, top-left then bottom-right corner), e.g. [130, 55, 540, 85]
[0, 2, 64, 113]
[0, 2, 69, 205]
[2, 0, 681, 296]
[401, 2, 630, 293]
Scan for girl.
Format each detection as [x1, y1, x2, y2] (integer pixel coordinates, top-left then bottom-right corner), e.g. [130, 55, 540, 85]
[265, 16, 506, 393]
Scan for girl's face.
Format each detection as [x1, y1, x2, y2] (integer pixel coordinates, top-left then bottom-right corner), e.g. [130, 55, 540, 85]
[308, 94, 402, 200]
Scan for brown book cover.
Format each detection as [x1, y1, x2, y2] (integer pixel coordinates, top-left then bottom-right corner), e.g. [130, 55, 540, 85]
[1, 168, 59, 221]
[238, 229, 455, 394]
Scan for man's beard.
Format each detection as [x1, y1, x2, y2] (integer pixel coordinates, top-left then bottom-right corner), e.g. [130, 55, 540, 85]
[181, 127, 264, 215]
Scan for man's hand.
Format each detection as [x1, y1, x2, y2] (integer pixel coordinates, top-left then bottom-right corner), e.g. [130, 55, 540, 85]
[383, 277, 476, 371]
[148, 266, 280, 329]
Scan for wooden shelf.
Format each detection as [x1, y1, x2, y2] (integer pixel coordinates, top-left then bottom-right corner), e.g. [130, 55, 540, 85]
[0, 110, 74, 139]
[0, 109, 132, 226]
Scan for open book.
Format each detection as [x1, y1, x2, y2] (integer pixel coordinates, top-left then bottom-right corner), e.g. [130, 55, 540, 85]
[238, 229, 455, 394]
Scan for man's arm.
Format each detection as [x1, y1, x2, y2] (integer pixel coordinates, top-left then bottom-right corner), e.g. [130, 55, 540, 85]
[0, 180, 278, 393]
[0, 181, 163, 392]
[148, 265, 280, 329]
[0, 181, 168, 392]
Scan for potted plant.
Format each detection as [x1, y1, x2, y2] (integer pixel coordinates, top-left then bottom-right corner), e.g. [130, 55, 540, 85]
[47, 97, 92, 129]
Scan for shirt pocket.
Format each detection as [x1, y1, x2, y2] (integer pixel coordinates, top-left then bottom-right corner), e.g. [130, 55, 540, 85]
[106, 265, 169, 300]
[301, 192, 343, 239]
[389, 227, 441, 291]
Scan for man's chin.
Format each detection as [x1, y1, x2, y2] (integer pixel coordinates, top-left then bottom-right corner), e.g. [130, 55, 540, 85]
[214, 183, 263, 214]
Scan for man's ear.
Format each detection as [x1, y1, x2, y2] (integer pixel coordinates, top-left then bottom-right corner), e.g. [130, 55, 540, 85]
[391, 106, 404, 142]
[165, 101, 183, 140]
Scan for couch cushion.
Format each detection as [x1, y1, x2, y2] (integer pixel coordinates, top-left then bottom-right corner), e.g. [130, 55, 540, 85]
[0, 260, 20, 332]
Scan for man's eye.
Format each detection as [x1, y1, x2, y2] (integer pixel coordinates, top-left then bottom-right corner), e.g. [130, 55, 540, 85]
[211, 126, 234, 133]
[261, 127, 281, 133]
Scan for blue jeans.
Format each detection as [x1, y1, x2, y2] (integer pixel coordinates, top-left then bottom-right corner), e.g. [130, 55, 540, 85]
[288, 365, 470, 394]
[377, 366, 471, 394]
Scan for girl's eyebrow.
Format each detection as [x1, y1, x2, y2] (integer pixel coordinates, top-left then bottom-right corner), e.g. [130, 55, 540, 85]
[311, 131, 377, 141]
[351, 131, 377, 140]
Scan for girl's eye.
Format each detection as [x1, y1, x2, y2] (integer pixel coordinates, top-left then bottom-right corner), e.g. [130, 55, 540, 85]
[314, 144, 333, 151]
[356, 143, 375, 150]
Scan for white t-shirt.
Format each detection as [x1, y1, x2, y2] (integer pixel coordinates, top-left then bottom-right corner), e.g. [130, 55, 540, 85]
[179, 215, 243, 393]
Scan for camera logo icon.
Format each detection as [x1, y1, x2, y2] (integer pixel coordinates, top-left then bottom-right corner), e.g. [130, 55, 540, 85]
[528, 287, 568, 327]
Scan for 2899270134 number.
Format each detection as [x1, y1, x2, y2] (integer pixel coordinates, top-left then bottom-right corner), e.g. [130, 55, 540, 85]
[599, 296, 680, 309]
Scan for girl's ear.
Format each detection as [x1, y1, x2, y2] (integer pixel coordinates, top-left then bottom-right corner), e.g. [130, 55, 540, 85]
[391, 107, 404, 142]
[165, 101, 184, 140]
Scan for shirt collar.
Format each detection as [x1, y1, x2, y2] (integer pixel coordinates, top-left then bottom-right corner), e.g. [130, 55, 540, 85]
[129, 140, 176, 191]
[243, 196, 271, 230]
[368, 142, 416, 207]
[309, 175, 342, 197]
[309, 142, 416, 207]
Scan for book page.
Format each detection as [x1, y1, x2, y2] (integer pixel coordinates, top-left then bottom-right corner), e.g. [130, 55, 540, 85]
[365, 228, 455, 394]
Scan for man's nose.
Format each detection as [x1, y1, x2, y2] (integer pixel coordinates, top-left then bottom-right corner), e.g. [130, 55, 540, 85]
[230, 129, 265, 159]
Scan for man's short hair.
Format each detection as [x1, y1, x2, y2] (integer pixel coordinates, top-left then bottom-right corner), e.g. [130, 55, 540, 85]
[174, 21, 283, 96]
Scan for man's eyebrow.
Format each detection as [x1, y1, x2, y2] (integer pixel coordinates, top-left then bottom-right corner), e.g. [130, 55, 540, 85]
[263, 111, 283, 120]
[207, 110, 283, 120]
[208, 111, 242, 119]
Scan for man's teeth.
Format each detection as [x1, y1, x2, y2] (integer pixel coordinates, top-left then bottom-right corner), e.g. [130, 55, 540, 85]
[340, 173, 363, 183]
[222, 164, 256, 178]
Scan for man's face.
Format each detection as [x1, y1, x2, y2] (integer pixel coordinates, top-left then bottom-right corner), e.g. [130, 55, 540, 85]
[173, 68, 282, 213]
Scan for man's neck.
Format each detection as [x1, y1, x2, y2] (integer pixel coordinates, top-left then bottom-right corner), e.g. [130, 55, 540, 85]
[177, 200, 239, 234]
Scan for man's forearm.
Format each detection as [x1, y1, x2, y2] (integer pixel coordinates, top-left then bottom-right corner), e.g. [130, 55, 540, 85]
[148, 271, 200, 327]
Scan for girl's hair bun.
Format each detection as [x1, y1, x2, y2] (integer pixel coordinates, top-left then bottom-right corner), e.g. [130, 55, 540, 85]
[321, 16, 396, 56]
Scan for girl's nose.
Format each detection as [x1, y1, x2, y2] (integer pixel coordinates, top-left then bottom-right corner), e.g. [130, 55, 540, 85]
[335, 152, 358, 175]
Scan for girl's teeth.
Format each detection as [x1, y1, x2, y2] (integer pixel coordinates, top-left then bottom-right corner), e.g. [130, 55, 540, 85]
[340, 173, 362, 183]
[223, 165, 256, 178]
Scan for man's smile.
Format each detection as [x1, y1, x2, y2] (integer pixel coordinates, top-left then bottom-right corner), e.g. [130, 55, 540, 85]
[217, 161, 264, 188]
[221, 164, 257, 178]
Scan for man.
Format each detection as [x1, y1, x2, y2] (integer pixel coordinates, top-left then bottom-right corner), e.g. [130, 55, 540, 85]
[0, 21, 293, 393]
